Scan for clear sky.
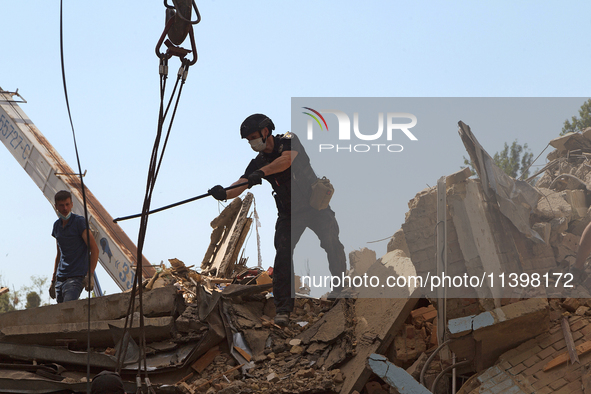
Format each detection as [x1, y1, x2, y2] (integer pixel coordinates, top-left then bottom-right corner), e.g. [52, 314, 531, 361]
[1, 1, 590, 303]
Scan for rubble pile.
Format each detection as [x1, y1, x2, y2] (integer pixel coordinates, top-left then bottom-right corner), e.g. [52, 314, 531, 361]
[8, 126, 591, 393]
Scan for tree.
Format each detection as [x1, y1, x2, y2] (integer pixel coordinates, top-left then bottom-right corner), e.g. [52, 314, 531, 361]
[561, 98, 591, 135]
[0, 293, 15, 314]
[463, 139, 534, 179]
[0, 275, 16, 314]
[25, 291, 41, 309]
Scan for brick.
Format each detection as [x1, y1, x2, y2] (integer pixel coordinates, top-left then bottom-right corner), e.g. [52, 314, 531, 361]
[477, 366, 502, 383]
[553, 338, 567, 351]
[490, 371, 510, 385]
[522, 354, 540, 368]
[549, 378, 568, 390]
[555, 379, 584, 394]
[580, 323, 591, 337]
[490, 378, 516, 393]
[570, 318, 588, 332]
[500, 348, 521, 362]
[550, 324, 563, 334]
[508, 363, 527, 375]
[535, 387, 553, 394]
[500, 385, 526, 394]
[537, 345, 556, 360]
[507, 345, 542, 366]
[564, 366, 584, 382]
[523, 357, 550, 377]
[498, 360, 512, 372]
[573, 330, 584, 341]
[532, 379, 550, 391]
[515, 340, 539, 353]
[411, 305, 436, 320]
[569, 315, 583, 324]
[539, 330, 565, 348]
[480, 379, 496, 391]
[535, 332, 551, 342]
[515, 376, 535, 393]
[534, 367, 568, 383]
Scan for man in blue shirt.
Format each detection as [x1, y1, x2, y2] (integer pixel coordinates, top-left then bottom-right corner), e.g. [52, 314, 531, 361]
[49, 190, 99, 303]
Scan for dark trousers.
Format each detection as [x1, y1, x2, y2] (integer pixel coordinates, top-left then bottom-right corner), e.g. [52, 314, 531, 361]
[273, 207, 346, 314]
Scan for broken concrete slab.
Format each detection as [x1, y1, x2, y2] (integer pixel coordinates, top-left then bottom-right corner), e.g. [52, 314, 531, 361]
[349, 247, 376, 276]
[0, 342, 118, 369]
[0, 285, 182, 331]
[0, 369, 136, 394]
[535, 187, 576, 222]
[459, 121, 543, 243]
[549, 132, 591, 153]
[296, 299, 348, 345]
[448, 298, 549, 371]
[0, 316, 174, 348]
[387, 228, 410, 256]
[338, 296, 418, 394]
[205, 193, 254, 278]
[368, 354, 431, 394]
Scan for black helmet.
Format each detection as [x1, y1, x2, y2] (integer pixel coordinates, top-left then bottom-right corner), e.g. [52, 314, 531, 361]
[240, 114, 275, 139]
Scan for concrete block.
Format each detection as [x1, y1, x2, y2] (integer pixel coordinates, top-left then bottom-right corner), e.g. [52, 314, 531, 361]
[449, 299, 549, 372]
[0, 316, 175, 348]
[535, 188, 573, 222]
[349, 248, 377, 276]
[368, 354, 431, 394]
[0, 285, 182, 331]
[387, 228, 410, 256]
[446, 167, 472, 188]
[549, 133, 591, 153]
[447, 315, 475, 338]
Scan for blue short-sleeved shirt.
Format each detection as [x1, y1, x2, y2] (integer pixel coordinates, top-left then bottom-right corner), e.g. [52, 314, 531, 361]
[52, 213, 89, 279]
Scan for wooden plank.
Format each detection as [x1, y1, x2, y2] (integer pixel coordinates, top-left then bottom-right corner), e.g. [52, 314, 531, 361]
[543, 340, 591, 371]
[179, 382, 196, 394]
[191, 345, 220, 374]
[176, 372, 194, 384]
[226, 217, 253, 276]
[233, 346, 251, 362]
[219, 194, 253, 277]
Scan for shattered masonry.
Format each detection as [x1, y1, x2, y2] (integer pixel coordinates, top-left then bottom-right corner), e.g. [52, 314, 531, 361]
[5, 127, 591, 393]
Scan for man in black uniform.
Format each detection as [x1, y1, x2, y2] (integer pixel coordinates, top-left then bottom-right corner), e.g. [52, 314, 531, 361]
[209, 114, 346, 326]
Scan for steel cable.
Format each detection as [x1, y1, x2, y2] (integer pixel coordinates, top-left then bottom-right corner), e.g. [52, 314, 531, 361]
[59, 2, 95, 392]
[115, 58, 190, 394]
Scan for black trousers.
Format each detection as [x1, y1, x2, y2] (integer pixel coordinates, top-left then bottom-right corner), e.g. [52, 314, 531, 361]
[273, 206, 346, 314]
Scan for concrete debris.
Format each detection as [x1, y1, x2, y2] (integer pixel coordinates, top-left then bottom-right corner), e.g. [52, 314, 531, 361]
[368, 353, 431, 394]
[9, 125, 591, 393]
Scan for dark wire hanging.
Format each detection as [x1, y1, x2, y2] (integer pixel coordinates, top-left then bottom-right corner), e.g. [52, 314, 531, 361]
[59, 1, 94, 392]
[114, 2, 201, 392]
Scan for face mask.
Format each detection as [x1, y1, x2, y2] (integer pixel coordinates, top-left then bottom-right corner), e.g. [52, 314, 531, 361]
[249, 138, 267, 152]
[58, 211, 72, 221]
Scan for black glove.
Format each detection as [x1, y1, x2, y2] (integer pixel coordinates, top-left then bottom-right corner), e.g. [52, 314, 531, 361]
[208, 185, 227, 201]
[248, 170, 265, 188]
[49, 280, 56, 300]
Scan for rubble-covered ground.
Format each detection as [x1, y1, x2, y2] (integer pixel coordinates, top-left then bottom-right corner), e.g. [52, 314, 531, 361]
[6, 128, 591, 393]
